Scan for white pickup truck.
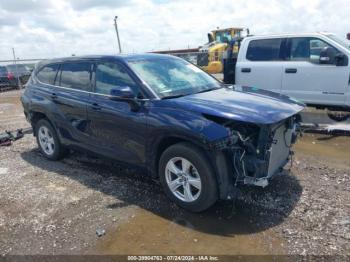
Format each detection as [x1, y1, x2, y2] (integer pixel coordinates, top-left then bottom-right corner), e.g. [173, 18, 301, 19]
[224, 32, 350, 120]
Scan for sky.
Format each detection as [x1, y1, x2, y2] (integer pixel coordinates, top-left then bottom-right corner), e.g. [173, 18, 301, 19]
[0, 0, 349, 60]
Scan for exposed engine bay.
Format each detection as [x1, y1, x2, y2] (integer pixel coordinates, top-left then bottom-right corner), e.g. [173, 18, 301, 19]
[207, 115, 300, 188]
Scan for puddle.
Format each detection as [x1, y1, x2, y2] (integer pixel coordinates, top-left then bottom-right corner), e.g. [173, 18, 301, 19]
[295, 133, 350, 167]
[94, 205, 284, 255]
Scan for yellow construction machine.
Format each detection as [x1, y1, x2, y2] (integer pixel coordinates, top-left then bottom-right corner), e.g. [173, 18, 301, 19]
[153, 27, 248, 74]
[198, 27, 246, 73]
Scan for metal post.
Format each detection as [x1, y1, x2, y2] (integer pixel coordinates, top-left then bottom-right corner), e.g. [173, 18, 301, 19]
[12, 48, 21, 89]
[114, 16, 122, 53]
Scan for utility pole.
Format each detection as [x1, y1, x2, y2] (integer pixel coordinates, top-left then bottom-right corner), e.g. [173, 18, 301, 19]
[114, 16, 122, 53]
[12, 48, 21, 89]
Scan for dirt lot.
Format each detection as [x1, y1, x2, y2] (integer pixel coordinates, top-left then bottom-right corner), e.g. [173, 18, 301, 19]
[0, 90, 349, 255]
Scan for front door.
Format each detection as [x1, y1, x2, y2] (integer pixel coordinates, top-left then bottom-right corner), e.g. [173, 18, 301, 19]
[87, 61, 148, 165]
[281, 37, 348, 106]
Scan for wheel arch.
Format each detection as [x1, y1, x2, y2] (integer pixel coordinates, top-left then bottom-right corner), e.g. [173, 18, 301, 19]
[29, 110, 55, 136]
[150, 134, 232, 200]
[150, 134, 208, 176]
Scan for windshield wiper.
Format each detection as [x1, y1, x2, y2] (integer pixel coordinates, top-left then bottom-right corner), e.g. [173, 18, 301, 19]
[162, 94, 186, 100]
[196, 87, 221, 94]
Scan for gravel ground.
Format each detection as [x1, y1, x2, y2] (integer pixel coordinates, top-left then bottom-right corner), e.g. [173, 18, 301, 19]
[239, 150, 350, 255]
[0, 90, 349, 256]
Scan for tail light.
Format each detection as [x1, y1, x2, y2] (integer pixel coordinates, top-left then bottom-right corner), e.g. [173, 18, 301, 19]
[7, 72, 14, 80]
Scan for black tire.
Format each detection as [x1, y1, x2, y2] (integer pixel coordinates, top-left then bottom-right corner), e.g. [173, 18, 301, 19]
[35, 119, 68, 160]
[159, 142, 218, 212]
[327, 111, 350, 122]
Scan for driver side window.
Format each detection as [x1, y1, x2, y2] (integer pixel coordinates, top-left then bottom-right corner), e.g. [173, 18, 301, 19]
[289, 37, 338, 64]
[94, 62, 138, 95]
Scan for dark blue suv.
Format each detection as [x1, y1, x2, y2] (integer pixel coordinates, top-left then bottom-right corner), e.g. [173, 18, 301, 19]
[21, 54, 304, 212]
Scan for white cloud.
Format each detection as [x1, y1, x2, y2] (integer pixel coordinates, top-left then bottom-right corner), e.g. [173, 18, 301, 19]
[0, 0, 349, 60]
[69, 0, 132, 10]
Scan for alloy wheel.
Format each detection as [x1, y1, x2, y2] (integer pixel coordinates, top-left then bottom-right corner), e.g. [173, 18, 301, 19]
[165, 157, 202, 202]
[38, 126, 55, 156]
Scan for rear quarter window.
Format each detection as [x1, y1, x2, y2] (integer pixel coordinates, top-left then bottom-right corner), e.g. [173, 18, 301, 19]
[36, 64, 59, 85]
[246, 38, 283, 61]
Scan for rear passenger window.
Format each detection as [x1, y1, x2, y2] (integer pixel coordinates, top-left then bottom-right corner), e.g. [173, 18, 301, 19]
[95, 62, 138, 95]
[59, 62, 91, 91]
[246, 39, 283, 61]
[36, 64, 59, 85]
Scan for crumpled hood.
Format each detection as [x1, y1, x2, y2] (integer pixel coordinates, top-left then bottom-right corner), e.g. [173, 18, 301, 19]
[171, 86, 305, 125]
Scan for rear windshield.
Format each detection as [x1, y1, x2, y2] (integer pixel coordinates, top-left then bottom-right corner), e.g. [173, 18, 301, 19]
[0, 66, 7, 74]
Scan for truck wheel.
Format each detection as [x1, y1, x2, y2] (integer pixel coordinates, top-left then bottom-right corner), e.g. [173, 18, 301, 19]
[159, 143, 218, 212]
[327, 111, 350, 122]
[35, 119, 68, 160]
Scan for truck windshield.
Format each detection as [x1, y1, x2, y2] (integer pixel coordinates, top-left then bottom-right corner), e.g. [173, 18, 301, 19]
[215, 31, 232, 43]
[327, 34, 350, 51]
[128, 57, 222, 99]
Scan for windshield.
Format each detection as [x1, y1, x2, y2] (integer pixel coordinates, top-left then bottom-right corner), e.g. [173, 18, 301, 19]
[128, 57, 222, 98]
[327, 34, 350, 51]
[215, 31, 232, 43]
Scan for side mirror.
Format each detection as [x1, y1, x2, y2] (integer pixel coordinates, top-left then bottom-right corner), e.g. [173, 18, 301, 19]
[208, 33, 214, 43]
[109, 86, 141, 112]
[335, 53, 347, 66]
[319, 46, 336, 64]
[110, 86, 135, 99]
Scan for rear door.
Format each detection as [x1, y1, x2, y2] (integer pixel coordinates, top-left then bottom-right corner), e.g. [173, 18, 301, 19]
[32, 64, 60, 114]
[236, 38, 286, 93]
[87, 61, 148, 165]
[281, 37, 348, 106]
[51, 61, 92, 147]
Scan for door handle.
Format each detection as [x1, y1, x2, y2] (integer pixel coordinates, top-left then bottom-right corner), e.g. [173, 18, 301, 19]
[50, 93, 58, 100]
[241, 68, 251, 73]
[91, 103, 101, 111]
[285, 68, 297, 73]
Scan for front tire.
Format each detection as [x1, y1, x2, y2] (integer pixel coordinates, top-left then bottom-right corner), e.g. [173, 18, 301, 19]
[35, 119, 67, 160]
[159, 142, 218, 212]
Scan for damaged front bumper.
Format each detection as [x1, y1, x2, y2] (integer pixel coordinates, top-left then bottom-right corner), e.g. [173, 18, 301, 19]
[209, 116, 299, 190]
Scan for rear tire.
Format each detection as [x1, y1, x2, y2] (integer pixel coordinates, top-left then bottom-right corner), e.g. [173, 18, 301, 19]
[35, 119, 68, 160]
[327, 111, 350, 122]
[159, 142, 218, 212]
